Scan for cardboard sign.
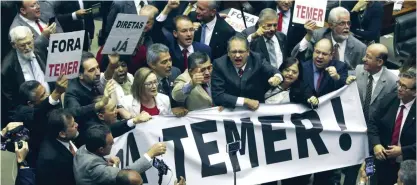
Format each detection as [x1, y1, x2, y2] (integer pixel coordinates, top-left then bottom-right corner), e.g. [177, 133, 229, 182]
[225, 8, 259, 32]
[45, 31, 85, 82]
[102, 14, 148, 55]
[292, 0, 328, 27]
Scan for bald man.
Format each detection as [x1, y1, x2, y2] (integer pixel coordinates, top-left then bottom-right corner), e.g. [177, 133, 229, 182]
[116, 170, 143, 185]
[343, 43, 398, 185]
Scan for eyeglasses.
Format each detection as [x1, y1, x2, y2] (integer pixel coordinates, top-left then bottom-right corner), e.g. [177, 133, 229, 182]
[229, 50, 247, 55]
[334, 21, 351, 27]
[397, 81, 415, 91]
[144, 81, 159, 88]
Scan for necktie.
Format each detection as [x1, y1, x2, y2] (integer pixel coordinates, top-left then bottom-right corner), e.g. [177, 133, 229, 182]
[161, 78, 170, 96]
[316, 71, 324, 91]
[363, 75, 373, 122]
[183, 3, 193, 15]
[200, 24, 207, 44]
[391, 105, 406, 145]
[266, 39, 277, 68]
[277, 12, 283, 32]
[182, 48, 188, 70]
[35, 20, 43, 33]
[238, 68, 244, 78]
[333, 43, 340, 61]
[69, 143, 76, 156]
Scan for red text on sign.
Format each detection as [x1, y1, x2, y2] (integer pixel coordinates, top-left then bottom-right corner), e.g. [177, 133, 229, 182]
[48, 61, 79, 77]
[295, 5, 324, 22]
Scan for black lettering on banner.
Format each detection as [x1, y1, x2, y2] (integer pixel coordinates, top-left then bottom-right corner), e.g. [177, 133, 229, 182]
[330, 97, 352, 151]
[51, 38, 81, 53]
[258, 115, 292, 164]
[191, 120, 227, 177]
[123, 132, 148, 183]
[224, 118, 259, 171]
[162, 126, 188, 180]
[116, 21, 122, 28]
[138, 22, 145, 29]
[291, 111, 329, 159]
[112, 38, 129, 52]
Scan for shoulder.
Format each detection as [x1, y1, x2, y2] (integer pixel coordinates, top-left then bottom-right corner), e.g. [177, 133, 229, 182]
[38, 139, 59, 160]
[348, 35, 366, 49]
[156, 93, 170, 103]
[1, 50, 17, 73]
[312, 28, 329, 39]
[213, 55, 229, 67]
[216, 17, 235, 33]
[170, 67, 181, 78]
[382, 67, 399, 82]
[332, 60, 348, 69]
[175, 71, 190, 82]
[193, 42, 211, 51]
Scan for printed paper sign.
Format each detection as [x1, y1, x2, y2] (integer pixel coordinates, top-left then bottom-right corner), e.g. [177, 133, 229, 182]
[45, 30, 85, 82]
[102, 14, 148, 55]
[293, 0, 328, 27]
[225, 8, 259, 32]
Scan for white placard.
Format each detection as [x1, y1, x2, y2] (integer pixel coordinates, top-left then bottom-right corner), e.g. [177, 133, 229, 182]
[292, 0, 328, 27]
[225, 8, 259, 32]
[45, 30, 85, 82]
[110, 83, 369, 185]
[102, 14, 148, 55]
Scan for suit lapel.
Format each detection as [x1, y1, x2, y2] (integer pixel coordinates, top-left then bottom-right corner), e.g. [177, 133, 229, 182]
[174, 44, 184, 69]
[194, 26, 202, 42]
[259, 38, 270, 62]
[371, 68, 387, 104]
[275, 33, 286, 58]
[209, 18, 221, 49]
[12, 51, 26, 85]
[401, 101, 416, 137]
[127, 1, 137, 14]
[357, 69, 368, 102]
[344, 38, 355, 68]
[51, 138, 73, 159]
[17, 15, 40, 37]
[306, 62, 315, 91]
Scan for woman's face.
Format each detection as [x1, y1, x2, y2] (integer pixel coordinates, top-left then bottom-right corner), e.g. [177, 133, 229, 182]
[142, 73, 158, 98]
[282, 63, 299, 85]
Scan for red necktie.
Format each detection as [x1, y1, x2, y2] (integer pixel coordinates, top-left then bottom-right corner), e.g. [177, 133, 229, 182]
[35, 20, 43, 33]
[277, 12, 283, 32]
[182, 49, 188, 70]
[316, 71, 324, 90]
[391, 105, 406, 145]
[238, 68, 244, 77]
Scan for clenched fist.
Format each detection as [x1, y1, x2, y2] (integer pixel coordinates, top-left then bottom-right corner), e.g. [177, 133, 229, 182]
[325, 66, 340, 80]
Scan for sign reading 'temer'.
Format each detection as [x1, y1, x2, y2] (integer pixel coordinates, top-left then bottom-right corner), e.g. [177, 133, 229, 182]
[292, 0, 328, 27]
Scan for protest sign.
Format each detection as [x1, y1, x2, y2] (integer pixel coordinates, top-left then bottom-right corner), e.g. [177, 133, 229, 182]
[292, 0, 328, 27]
[225, 8, 259, 32]
[110, 83, 368, 184]
[45, 30, 85, 82]
[102, 14, 148, 55]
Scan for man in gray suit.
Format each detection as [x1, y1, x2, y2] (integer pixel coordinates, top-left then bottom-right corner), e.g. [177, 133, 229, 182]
[291, 7, 366, 70]
[10, 0, 63, 45]
[344, 43, 398, 185]
[73, 124, 166, 185]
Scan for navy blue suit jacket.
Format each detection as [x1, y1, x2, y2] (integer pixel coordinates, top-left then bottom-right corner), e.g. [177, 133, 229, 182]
[302, 60, 348, 97]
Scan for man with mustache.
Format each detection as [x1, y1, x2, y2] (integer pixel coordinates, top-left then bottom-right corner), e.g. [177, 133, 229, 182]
[292, 7, 366, 70]
[172, 52, 213, 111]
[211, 36, 282, 110]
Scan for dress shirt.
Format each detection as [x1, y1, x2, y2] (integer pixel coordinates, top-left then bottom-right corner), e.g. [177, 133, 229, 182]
[202, 16, 217, 46]
[57, 140, 78, 153]
[369, 67, 383, 93]
[19, 14, 47, 35]
[396, 98, 415, 162]
[134, 0, 148, 14]
[313, 63, 322, 90]
[71, 0, 85, 20]
[264, 35, 283, 69]
[265, 87, 290, 104]
[48, 96, 61, 105]
[330, 33, 347, 62]
[276, 8, 291, 35]
[179, 44, 194, 57]
[17, 52, 50, 94]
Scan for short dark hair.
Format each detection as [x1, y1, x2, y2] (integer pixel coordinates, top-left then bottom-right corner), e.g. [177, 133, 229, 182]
[279, 57, 303, 88]
[188, 52, 209, 72]
[85, 124, 111, 152]
[377, 51, 388, 64]
[173, 15, 192, 31]
[18, 80, 41, 105]
[399, 160, 416, 185]
[15, 1, 24, 12]
[79, 51, 96, 74]
[227, 35, 249, 52]
[47, 109, 73, 138]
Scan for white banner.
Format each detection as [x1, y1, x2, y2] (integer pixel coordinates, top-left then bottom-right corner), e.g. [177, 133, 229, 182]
[102, 14, 148, 55]
[292, 0, 327, 27]
[45, 31, 85, 82]
[225, 8, 259, 32]
[110, 83, 369, 185]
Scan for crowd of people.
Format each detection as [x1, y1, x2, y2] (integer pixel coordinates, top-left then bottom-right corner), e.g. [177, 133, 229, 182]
[0, 0, 415, 185]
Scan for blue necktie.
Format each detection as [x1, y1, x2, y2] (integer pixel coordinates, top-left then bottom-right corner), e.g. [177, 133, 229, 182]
[200, 24, 207, 44]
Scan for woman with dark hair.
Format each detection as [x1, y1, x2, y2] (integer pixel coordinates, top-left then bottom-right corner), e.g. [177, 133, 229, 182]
[265, 57, 315, 105]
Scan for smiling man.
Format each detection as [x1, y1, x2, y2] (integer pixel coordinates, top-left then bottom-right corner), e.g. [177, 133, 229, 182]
[292, 6, 366, 70]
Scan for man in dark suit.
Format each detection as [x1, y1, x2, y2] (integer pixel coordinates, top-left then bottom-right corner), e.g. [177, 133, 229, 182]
[53, 1, 95, 51]
[12, 77, 67, 168]
[211, 35, 282, 110]
[146, 43, 188, 117]
[2, 26, 53, 125]
[302, 38, 348, 98]
[242, 8, 287, 69]
[36, 109, 79, 185]
[368, 68, 416, 185]
[153, 0, 197, 32]
[64, 52, 115, 132]
[193, 0, 235, 59]
[165, 15, 211, 72]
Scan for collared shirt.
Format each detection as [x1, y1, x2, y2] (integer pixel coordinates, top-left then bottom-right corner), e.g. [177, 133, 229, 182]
[276, 8, 291, 35]
[19, 14, 47, 35]
[71, 0, 85, 20]
[331, 32, 347, 62]
[134, 0, 148, 14]
[397, 98, 415, 162]
[179, 44, 195, 58]
[202, 16, 217, 46]
[264, 35, 283, 69]
[313, 63, 324, 90]
[370, 67, 383, 93]
[17, 52, 50, 94]
[57, 140, 78, 153]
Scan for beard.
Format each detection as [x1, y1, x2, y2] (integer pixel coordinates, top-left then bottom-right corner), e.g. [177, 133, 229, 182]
[333, 32, 349, 42]
[18, 50, 34, 60]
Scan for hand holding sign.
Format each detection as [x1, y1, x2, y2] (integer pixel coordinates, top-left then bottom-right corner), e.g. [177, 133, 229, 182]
[133, 111, 152, 124]
[75, 9, 89, 18]
[42, 22, 57, 38]
[175, 176, 186, 185]
[244, 98, 259, 111]
[55, 74, 68, 94]
[147, 142, 167, 158]
[166, 0, 180, 10]
[326, 66, 340, 80]
[108, 53, 120, 66]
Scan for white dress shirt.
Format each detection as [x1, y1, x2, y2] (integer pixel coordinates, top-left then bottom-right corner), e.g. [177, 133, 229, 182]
[370, 67, 383, 94]
[276, 8, 291, 35]
[331, 32, 347, 62]
[71, 0, 85, 20]
[134, 0, 148, 14]
[264, 35, 283, 69]
[19, 14, 47, 35]
[17, 52, 50, 94]
[57, 140, 78, 153]
[202, 16, 217, 46]
[179, 44, 195, 57]
[396, 98, 415, 162]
